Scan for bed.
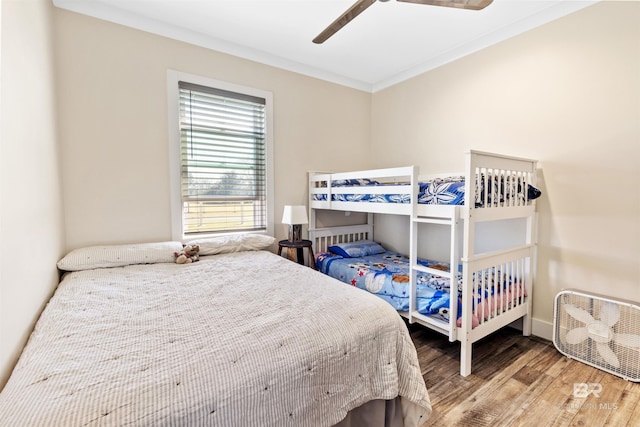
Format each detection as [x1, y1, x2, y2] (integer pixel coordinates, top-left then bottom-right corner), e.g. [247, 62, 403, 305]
[0, 235, 432, 426]
[309, 150, 540, 377]
[315, 244, 527, 330]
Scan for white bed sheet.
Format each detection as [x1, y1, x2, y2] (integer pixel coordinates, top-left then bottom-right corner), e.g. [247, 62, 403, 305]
[0, 251, 431, 426]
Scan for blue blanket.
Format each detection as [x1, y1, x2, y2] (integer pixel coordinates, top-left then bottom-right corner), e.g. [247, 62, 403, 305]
[313, 175, 541, 207]
[316, 251, 462, 322]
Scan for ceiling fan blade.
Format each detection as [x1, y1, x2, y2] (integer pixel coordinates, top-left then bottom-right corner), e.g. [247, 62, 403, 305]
[397, 0, 494, 11]
[313, 0, 377, 44]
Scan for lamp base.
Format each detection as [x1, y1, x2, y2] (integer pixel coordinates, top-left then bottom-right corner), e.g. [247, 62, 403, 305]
[288, 224, 302, 242]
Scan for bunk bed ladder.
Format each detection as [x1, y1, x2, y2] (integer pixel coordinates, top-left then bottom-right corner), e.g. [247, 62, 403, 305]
[409, 167, 419, 329]
[409, 168, 460, 343]
[459, 152, 478, 377]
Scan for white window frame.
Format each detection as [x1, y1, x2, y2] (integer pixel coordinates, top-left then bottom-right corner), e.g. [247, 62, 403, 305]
[167, 70, 274, 240]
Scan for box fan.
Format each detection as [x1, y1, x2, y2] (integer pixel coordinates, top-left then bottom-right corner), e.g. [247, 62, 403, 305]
[553, 289, 640, 382]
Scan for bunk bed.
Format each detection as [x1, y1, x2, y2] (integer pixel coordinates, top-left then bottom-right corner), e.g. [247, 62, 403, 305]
[308, 150, 540, 376]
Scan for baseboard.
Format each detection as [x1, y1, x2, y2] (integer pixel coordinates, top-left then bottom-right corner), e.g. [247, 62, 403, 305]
[531, 318, 553, 341]
[508, 317, 553, 342]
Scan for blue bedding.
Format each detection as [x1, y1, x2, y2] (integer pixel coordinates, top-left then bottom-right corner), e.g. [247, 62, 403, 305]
[316, 249, 528, 327]
[316, 250, 462, 322]
[313, 175, 541, 207]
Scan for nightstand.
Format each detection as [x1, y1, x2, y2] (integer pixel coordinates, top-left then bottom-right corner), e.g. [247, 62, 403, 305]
[278, 239, 316, 270]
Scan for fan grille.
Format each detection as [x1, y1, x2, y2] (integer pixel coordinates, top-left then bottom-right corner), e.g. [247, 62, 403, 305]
[553, 290, 640, 382]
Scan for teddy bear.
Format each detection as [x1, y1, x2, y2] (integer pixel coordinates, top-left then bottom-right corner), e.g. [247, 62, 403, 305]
[174, 243, 200, 264]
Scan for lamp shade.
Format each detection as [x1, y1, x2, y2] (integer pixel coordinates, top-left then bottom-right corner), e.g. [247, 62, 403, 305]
[281, 205, 308, 225]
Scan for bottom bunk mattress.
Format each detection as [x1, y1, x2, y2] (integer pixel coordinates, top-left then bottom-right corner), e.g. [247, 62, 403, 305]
[0, 247, 431, 427]
[315, 243, 527, 328]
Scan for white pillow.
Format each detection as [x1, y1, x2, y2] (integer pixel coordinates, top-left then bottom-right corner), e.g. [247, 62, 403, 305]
[57, 241, 183, 271]
[189, 234, 275, 256]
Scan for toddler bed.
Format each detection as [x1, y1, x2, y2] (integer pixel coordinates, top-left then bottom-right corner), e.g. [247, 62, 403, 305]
[0, 235, 431, 427]
[309, 150, 540, 377]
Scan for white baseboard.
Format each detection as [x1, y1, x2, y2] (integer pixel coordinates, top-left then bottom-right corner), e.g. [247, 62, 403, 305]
[508, 317, 553, 342]
[531, 318, 553, 341]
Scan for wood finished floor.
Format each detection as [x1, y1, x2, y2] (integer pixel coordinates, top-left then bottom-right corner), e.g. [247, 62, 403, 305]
[408, 324, 640, 427]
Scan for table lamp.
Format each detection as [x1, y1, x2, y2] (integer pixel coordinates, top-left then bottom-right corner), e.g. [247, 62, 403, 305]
[282, 205, 308, 242]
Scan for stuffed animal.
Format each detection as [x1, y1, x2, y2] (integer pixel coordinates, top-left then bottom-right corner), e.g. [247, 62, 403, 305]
[175, 244, 200, 264]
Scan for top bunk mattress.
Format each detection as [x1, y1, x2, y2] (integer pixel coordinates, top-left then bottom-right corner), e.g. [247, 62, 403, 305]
[311, 175, 541, 207]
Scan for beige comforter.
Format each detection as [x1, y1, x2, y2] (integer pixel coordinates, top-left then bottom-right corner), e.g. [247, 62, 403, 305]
[0, 251, 431, 426]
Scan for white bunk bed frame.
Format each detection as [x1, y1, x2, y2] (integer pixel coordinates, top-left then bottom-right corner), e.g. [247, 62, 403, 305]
[308, 150, 538, 376]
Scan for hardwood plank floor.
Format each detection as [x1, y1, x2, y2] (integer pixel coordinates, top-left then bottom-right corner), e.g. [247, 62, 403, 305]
[409, 324, 640, 427]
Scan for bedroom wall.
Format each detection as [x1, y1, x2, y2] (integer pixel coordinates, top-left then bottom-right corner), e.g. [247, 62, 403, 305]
[0, 0, 65, 388]
[370, 1, 640, 338]
[53, 8, 371, 250]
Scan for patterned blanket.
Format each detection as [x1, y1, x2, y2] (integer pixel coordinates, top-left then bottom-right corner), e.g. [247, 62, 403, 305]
[316, 250, 527, 328]
[313, 175, 541, 207]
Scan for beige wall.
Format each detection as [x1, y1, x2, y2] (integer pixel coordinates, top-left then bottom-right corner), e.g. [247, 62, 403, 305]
[0, 0, 65, 387]
[53, 9, 372, 249]
[371, 1, 640, 335]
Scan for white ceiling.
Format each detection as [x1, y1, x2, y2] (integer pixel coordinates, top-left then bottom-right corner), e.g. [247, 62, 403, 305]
[53, 0, 598, 92]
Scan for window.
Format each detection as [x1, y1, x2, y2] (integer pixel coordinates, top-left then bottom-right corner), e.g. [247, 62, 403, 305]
[168, 71, 273, 239]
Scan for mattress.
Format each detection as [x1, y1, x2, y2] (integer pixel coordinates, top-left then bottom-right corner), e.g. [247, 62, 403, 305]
[316, 250, 527, 328]
[0, 251, 431, 427]
[312, 175, 541, 207]
[316, 250, 459, 320]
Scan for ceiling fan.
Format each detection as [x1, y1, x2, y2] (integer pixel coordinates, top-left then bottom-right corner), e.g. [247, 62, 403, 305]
[313, 0, 494, 44]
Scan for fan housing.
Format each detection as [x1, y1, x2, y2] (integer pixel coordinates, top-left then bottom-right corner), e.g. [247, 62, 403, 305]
[553, 289, 640, 382]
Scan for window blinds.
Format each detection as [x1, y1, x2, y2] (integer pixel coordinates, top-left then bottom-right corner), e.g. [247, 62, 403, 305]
[178, 81, 267, 235]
